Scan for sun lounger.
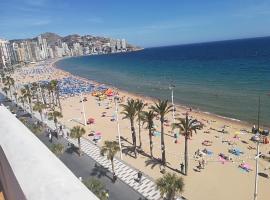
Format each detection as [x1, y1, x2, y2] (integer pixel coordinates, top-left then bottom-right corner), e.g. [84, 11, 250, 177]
[239, 163, 252, 172]
[202, 140, 213, 146]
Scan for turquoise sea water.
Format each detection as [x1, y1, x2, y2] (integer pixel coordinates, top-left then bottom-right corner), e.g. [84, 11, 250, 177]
[57, 37, 270, 126]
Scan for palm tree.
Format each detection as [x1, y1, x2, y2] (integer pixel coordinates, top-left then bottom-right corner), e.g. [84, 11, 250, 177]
[0, 72, 5, 84]
[21, 85, 33, 114]
[50, 80, 62, 111]
[48, 109, 63, 132]
[70, 125, 85, 156]
[51, 143, 64, 157]
[13, 91, 18, 104]
[33, 102, 46, 122]
[121, 99, 138, 157]
[83, 178, 108, 200]
[156, 172, 184, 200]
[151, 100, 173, 166]
[18, 95, 26, 108]
[51, 80, 62, 111]
[172, 114, 202, 175]
[3, 76, 14, 100]
[31, 82, 39, 102]
[40, 83, 47, 105]
[142, 110, 156, 158]
[2, 87, 8, 97]
[46, 83, 53, 107]
[135, 99, 145, 149]
[100, 141, 120, 178]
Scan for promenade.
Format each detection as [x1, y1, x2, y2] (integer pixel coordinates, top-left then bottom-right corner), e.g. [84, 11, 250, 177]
[0, 91, 162, 200]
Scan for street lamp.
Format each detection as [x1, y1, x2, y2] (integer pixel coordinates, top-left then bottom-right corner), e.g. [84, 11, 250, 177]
[114, 95, 123, 159]
[254, 96, 261, 200]
[169, 84, 176, 123]
[80, 92, 87, 126]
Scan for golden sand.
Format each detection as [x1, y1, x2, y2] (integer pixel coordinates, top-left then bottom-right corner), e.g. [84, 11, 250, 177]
[12, 60, 270, 200]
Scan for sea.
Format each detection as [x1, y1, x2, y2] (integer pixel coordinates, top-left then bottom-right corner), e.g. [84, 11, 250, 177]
[56, 37, 270, 127]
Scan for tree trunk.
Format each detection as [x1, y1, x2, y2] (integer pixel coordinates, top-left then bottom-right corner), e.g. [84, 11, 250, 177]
[54, 121, 58, 133]
[161, 119, 166, 165]
[78, 137, 81, 156]
[28, 98, 33, 114]
[130, 120, 137, 158]
[51, 91, 55, 109]
[41, 88, 46, 105]
[48, 91, 52, 107]
[167, 190, 175, 200]
[9, 88, 12, 100]
[149, 128, 153, 158]
[39, 111, 43, 122]
[56, 88, 62, 113]
[138, 118, 142, 148]
[111, 158, 115, 174]
[184, 135, 188, 175]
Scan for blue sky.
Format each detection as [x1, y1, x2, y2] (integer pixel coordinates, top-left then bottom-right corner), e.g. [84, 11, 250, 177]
[1, 0, 270, 47]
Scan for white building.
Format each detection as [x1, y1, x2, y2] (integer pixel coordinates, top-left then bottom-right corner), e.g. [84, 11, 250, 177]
[47, 47, 54, 59]
[73, 43, 83, 56]
[121, 39, 127, 50]
[30, 41, 41, 61]
[62, 42, 70, 56]
[37, 35, 48, 60]
[116, 39, 121, 51]
[0, 39, 12, 69]
[54, 46, 63, 58]
[110, 39, 116, 53]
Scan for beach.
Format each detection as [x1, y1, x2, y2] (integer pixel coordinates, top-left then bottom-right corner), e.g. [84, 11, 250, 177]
[12, 59, 270, 200]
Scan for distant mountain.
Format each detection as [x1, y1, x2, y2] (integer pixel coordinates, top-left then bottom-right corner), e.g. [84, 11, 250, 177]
[40, 32, 61, 46]
[62, 34, 82, 45]
[10, 32, 141, 50]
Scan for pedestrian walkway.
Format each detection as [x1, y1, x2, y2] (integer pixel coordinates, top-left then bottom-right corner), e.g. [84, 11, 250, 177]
[1, 90, 161, 200]
[68, 137, 161, 200]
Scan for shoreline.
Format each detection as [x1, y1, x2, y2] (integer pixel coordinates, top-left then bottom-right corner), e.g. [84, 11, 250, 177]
[53, 57, 257, 130]
[12, 58, 270, 200]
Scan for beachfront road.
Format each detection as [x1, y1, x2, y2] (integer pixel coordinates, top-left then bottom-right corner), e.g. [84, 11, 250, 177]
[0, 94, 146, 200]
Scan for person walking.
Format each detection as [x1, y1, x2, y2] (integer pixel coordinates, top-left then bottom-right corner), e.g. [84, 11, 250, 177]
[105, 190, 109, 199]
[137, 170, 142, 183]
[180, 163, 184, 173]
[49, 132, 52, 143]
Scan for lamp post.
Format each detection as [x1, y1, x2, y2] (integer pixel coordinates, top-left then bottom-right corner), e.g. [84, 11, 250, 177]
[80, 92, 87, 126]
[114, 96, 123, 159]
[254, 96, 261, 200]
[169, 84, 175, 123]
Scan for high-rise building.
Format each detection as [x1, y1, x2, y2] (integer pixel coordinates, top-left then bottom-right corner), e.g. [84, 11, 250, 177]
[0, 39, 12, 69]
[54, 46, 63, 58]
[121, 39, 127, 50]
[47, 47, 54, 59]
[73, 43, 83, 56]
[37, 35, 48, 60]
[62, 42, 70, 56]
[116, 39, 121, 50]
[110, 39, 116, 53]
[30, 41, 41, 61]
[0, 47, 3, 70]
[19, 41, 33, 62]
[11, 42, 20, 63]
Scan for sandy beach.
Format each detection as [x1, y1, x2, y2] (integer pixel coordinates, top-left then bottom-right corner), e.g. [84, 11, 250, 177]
[12, 59, 270, 200]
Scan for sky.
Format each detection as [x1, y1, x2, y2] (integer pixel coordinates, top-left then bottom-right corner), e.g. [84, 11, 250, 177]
[1, 0, 270, 47]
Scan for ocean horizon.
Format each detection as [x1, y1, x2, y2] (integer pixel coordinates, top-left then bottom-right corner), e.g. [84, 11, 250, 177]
[56, 37, 270, 127]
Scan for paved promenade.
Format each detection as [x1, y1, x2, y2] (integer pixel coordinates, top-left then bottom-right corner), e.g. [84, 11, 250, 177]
[4, 91, 161, 200]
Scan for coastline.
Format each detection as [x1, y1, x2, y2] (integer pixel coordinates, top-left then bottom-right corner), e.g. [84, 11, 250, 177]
[53, 57, 255, 130]
[12, 59, 270, 200]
